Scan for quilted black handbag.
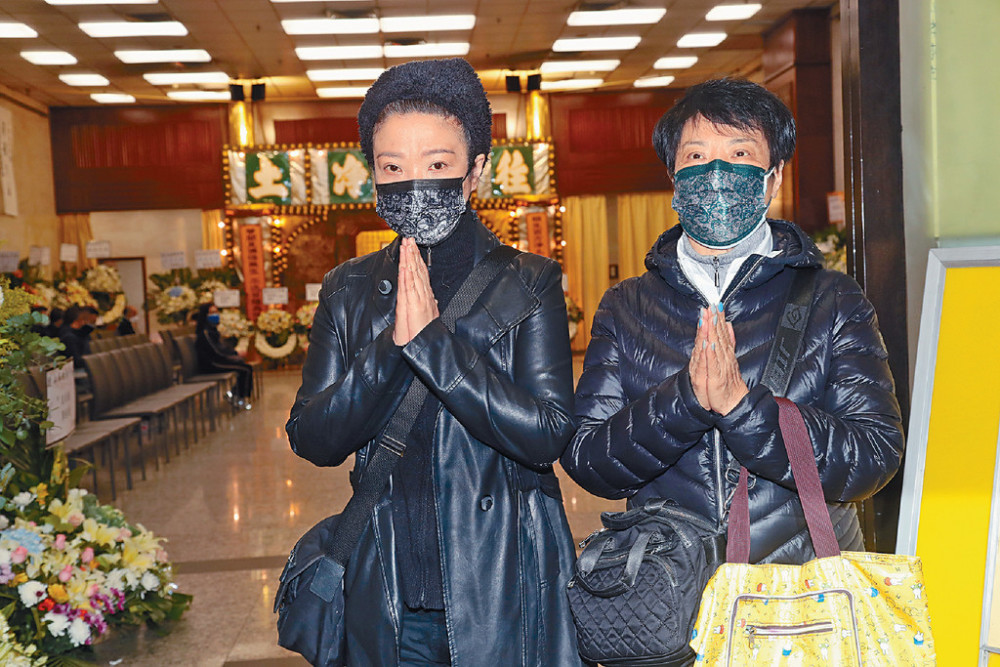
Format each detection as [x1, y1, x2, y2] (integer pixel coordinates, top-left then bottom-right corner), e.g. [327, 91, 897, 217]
[567, 499, 725, 666]
[273, 244, 519, 666]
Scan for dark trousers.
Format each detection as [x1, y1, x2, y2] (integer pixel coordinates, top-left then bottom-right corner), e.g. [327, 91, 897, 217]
[212, 360, 253, 399]
[399, 607, 450, 666]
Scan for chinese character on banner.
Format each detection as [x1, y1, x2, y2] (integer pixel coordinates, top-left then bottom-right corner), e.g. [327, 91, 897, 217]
[525, 212, 550, 257]
[247, 152, 291, 205]
[491, 146, 534, 198]
[328, 150, 373, 203]
[239, 225, 266, 322]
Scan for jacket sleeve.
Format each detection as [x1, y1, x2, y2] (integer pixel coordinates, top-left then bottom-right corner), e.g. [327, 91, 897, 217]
[400, 259, 575, 470]
[560, 287, 717, 499]
[285, 272, 412, 467]
[719, 277, 904, 502]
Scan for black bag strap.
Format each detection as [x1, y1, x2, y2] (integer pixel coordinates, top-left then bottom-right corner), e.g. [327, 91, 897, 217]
[327, 243, 520, 565]
[726, 267, 821, 563]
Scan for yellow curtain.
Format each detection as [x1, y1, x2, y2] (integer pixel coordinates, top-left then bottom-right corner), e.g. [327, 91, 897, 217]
[201, 209, 225, 249]
[616, 192, 678, 281]
[564, 195, 609, 352]
[58, 212, 95, 272]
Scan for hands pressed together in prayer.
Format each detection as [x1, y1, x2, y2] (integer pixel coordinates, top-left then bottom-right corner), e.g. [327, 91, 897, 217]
[393, 237, 440, 346]
[689, 304, 749, 416]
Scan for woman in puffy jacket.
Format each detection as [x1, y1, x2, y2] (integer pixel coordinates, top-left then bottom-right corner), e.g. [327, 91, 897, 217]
[561, 79, 904, 565]
[285, 58, 580, 666]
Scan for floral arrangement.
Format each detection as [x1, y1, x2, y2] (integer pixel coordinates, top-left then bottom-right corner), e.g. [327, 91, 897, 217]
[812, 226, 848, 274]
[564, 294, 583, 324]
[151, 286, 197, 325]
[196, 279, 229, 305]
[255, 308, 297, 359]
[294, 302, 318, 332]
[218, 308, 252, 340]
[51, 281, 97, 312]
[80, 265, 122, 296]
[147, 268, 242, 326]
[25, 284, 57, 311]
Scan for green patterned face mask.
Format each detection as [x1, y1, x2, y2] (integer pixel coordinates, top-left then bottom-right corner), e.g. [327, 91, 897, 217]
[671, 159, 774, 249]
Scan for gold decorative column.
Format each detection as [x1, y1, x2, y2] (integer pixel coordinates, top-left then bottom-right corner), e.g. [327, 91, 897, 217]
[229, 100, 254, 147]
[525, 90, 550, 141]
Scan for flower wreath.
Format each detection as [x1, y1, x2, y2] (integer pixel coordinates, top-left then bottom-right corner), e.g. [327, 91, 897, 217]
[254, 332, 298, 359]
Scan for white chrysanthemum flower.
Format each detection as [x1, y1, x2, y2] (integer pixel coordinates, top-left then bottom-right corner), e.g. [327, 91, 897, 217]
[43, 612, 70, 637]
[12, 492, 34, 508]
[140, 571, 160, 591]
[18, 581, 47, 607]
[0, 548, 10, 566]
[67, 617, 90, 647]
[0, 515, 9, 530]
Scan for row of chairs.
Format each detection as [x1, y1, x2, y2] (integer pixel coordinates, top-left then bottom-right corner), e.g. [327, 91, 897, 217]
[89, 332, 150, 354]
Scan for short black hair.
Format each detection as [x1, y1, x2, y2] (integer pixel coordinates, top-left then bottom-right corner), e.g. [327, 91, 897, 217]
[652, 78, 796, 176]
[64, 305, 82, 324]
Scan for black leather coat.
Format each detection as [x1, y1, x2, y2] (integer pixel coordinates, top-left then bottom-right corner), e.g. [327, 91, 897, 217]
[561, 220, 904, 564]
[286, 221, 582, 666]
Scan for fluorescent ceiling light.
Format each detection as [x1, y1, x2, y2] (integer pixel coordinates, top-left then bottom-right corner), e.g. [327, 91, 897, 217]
[80, 21, 188, 38]
[281, 18, 379, 35]
[654, 56, 698, 69]
[307, 67, 384, 82]
[144, 71, 229, 85]
[384, 42, 469, 58]
[539, 59, 619, 74]
[48, 0, 156, 4]
[707, 4, 763, 21]
[21, 50, 77, 65]
[677, 32, 727, 48]
[295, 45, 383, 60]
[380, 15, 475, 32]
[0, 22, 38, 38]
[634, 75, 675, 88]
[115, 49, 211, 64]
[91, 93, 136, 103]
[540, 78, 603, 91]
[167, 91, 231, 101]
[316, 86, 370, 98]
[567, 8, 666, 27]
[553, 36, 640, 51]
[59, 73, 110, 86]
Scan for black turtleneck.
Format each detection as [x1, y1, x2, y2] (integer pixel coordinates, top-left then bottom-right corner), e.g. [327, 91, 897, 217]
[392, 209, 476, 610]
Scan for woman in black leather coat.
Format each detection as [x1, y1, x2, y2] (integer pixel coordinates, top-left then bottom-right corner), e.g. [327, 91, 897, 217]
[285, 59, 580, 666]
[561, 79, 904, 565]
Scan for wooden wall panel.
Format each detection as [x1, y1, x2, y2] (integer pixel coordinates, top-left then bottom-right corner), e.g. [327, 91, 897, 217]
[550, 90, 684, 196]
[273, 112, 508, 144]
[50, 105, 227, 213]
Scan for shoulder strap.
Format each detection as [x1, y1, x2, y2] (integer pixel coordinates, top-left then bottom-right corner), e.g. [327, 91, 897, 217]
[726, 268, 840, 563]
[328, 243, 520, 565]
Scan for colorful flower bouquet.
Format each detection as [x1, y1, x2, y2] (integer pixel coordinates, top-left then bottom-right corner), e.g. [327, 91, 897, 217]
[150, 286, 197, 326]
[254, 308, 296, 359]
[294, 302, 318, 333]
[51, 282, 98, 312]
[196, 279, 229, 306]
[218, 309, 252, 341]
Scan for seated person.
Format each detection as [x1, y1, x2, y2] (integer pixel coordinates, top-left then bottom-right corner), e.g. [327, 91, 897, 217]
[194, 303, 253, 410]
[58, 305, 99, 368]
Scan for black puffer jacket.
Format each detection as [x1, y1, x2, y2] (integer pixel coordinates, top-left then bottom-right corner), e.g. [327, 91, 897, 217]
[561, 220, 904, 564]
[286, 220, 582, 665]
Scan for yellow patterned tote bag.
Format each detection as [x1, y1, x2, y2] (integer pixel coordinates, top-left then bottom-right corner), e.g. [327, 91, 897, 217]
[689, 398, 935, 665]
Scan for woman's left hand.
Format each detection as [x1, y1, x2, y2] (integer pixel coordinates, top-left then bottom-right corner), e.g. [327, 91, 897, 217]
[397, 237, 439, 344]
[703, 305, 749, 416]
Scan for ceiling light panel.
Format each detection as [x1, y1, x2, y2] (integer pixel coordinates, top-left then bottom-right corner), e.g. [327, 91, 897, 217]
[380, 15, 475, 32]
[677, 32, 727, 48]
[383, 43, 469, 58]
[567, 8, 666, 27]
[316, 86, 370, 98]
[706, 4, 763, 21]
[634, 75, 675, 88]
[21, 50, 77, 65]
[144, 71, 229, 85]
[540, 79, 604, 91]
[295, 45, 383, 60]
[654, 56, 698, 69]
[539, 59, 620, 74]
[306, 67, 384, 82]
[167, 91, 231, 101]
[552, 36, 641, 52]
[79, 21, 188, 38]
[59, 73, 110, 86]
[91, 93, 136, 103]
[0, 22, 38, 38]
[281, 18, 379, 35]
[115, 49, 211, 64]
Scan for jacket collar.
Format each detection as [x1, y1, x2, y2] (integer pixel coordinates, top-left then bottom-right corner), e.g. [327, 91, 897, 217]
[644, 219, 825, 298]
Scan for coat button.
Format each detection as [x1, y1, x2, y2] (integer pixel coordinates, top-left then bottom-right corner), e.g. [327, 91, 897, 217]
[378, 279, 392, 295]
[479, 496, 493, 511]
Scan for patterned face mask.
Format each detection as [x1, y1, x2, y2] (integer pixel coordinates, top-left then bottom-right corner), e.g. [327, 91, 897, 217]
[375, 176, 468, 246]
[671, 159, 774, 249]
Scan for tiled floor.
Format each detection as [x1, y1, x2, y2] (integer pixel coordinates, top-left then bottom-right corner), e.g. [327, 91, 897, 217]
[88, 362, 622, 666]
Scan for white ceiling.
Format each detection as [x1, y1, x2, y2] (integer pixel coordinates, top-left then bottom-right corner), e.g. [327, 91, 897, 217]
[0, 0, 834, 107]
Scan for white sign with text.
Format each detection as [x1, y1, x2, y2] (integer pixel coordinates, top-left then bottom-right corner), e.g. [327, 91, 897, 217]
[305, 283, 322, 301]
[86, 240, 112, 259]
[59, 243, 79, 263]
[214, 289, 241, 308]
[45, 363, 77, 445]
[161, 251, 187, 270]
[195, 249, 223, 269]
[262, 287, 289, 305]
[0, 250, 18, 273]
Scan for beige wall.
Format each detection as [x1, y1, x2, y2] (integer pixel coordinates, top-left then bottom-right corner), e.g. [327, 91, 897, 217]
[0, 86, 60, 276]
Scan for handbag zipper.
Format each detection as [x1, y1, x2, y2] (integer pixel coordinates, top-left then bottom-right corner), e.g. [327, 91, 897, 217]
[745, 620, 834, 649]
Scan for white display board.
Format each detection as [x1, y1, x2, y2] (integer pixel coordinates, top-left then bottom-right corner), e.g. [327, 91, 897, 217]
[0, 250, 18, 273]
[160, 251, 187, 270]
[45, 363, 76, 445]
[59, 243, 78, 263]
[85, 240, 111, 259]
[195, 249, 223, 269]
[214, 289, 241, 308]
[262, 287, 289, 305]
[305, 282, 322, 301]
